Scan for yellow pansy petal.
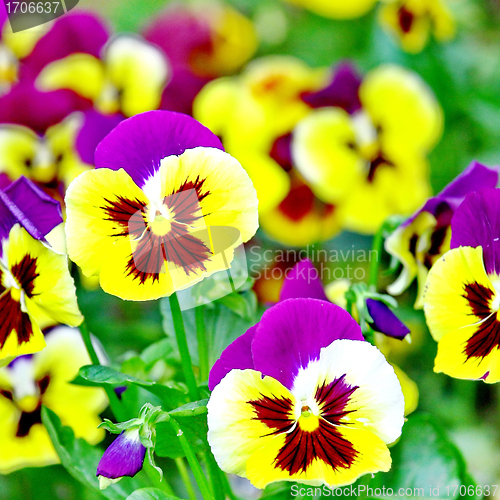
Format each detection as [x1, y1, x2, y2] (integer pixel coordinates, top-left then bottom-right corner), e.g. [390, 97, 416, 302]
[6, 225, 83, 327]
[2, 22, 49, 59]
[292, 107, 364, 202]
[156, 147, 258, 242]
[193, 77, 240, 138]
[284, 0, 378, 19]
[246, 426, 390, 489]
[36, 53, 105, 101]
[102, 36, 169, 117]
[360, 65, 443, 155]
[207, 369, 294, 478]
[385, 211, 437, 296]
[65, 167, 150, 279]
[423, 246, 493, 342]
[391, 363, 419, 416]
[0, 125, 39, 179]
[434, 325, 500, 383]
[34, 327, 107, 443]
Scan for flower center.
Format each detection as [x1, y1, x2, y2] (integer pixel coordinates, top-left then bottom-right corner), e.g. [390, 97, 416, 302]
[297, 401, 320, 432]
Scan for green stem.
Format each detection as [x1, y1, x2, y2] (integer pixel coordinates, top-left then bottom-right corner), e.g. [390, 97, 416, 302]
[203, 451, 225, 500]
[169, 293, 199, 401]
[170, 418, 215, 500]
[175, 458, 197, 500]
[219, 471, 238, 500]
[196, 306, 209, 384]
[78, 321, 127, 421]
[369, 222, 385, 290]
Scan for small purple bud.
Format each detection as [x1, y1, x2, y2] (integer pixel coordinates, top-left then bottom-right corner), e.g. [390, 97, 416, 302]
[96, 429, 146, 489]
[366, 298, 410, 340]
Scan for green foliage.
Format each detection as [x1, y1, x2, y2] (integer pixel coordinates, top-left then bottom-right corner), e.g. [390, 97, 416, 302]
[126, 489, 183, 500]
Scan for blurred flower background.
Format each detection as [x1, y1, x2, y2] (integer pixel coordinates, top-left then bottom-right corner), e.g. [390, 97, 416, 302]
[2, 0, 500, 498]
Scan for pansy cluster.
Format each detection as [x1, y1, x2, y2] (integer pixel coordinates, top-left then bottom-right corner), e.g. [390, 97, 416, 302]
[0, 1, 498, 499]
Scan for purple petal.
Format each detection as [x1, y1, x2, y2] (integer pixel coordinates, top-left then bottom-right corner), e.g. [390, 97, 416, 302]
[0, 174, 11, 189]
[76, 111, 123, 165]
[0, 82, 91, 134]
[1, 4, 7, 29]
[402, 161, 500, 229]
[301, 62, 362, 114]
[251, 298, 364, 389]
[142, 5, 212, 70]
[450, 188, 500, 275]
[160, 70, 210, 115]
[365, 298, 410, 340]
[96, 430, 146, 479]
[0, 176, 62, 243]
[279, 259, 329, 302]
[94, 111, 224, 188]
[208, 325, 256, 391]
[20, 12, 109, 80]
[270, 134, 293, 171]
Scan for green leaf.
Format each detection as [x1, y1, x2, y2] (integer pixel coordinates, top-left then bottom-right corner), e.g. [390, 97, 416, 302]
[371, 414, 479, 499]
[160, 298, 262, 368]
[155, 413, 209, 459]
[126, 488, 182, 500]
[72, 365, 186, 411]
[214, 289, 258, 320]
[169, 399, 208, 417]
[41, 407, 142, 499]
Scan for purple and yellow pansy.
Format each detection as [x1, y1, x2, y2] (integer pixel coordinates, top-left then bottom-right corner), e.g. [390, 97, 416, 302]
[0, 326, 107, 472]
[0, 177, 82, 361]
[64, 111, 258, 301]
[292, 63, 443, 234]
[386, 161, 499, 308]
[379, 0, 455, 53]
[208, 298, 404, 489]
[424, 187, 500, 383]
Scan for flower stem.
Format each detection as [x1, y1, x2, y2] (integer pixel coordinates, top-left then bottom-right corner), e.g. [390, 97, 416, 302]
[203, 451, 226, 500]
[170, 418, 215, 500]
[175, 457, 197, 500]
[196, 306, 209, 384]
[169, 293, 199, 401]
[143, 460, 175, 495]
[78, 321, 127, 421]
[369, 222, 385, 290]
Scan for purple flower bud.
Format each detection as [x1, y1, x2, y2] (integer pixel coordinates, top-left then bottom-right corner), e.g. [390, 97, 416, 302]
[366, 298, 410, 340]
[96, 429, 146, 489]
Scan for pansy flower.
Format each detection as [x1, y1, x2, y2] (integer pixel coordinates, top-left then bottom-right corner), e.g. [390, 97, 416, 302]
[208, 298, 404, 489]
[280, 259, 417, 415]
[0, 176, 82, 360]
[379, 0, 455, 53]
[0, 326, 107, 472]
[292, 64, 443, 234]
[385, 161, 499, 308]
[65, 111, 258, 301]
[143, 2, 257, 115]
[36, 35, 169, 117]
[423, 188, 500, 383]
[282, 0, 378, 19]
[96, 428, 146, 489]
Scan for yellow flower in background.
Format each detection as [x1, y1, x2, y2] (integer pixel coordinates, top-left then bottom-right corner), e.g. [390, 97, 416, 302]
[0, 326, 107, 473]
[292, 64, 442, 234]
[282, 0, 378, 19]
[380, 0, 455, 53]
[0, 114, 91, 194]
[36, 35, 169, 117]
[65, 111, 258, 301]
[194, 56, 328, 215]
